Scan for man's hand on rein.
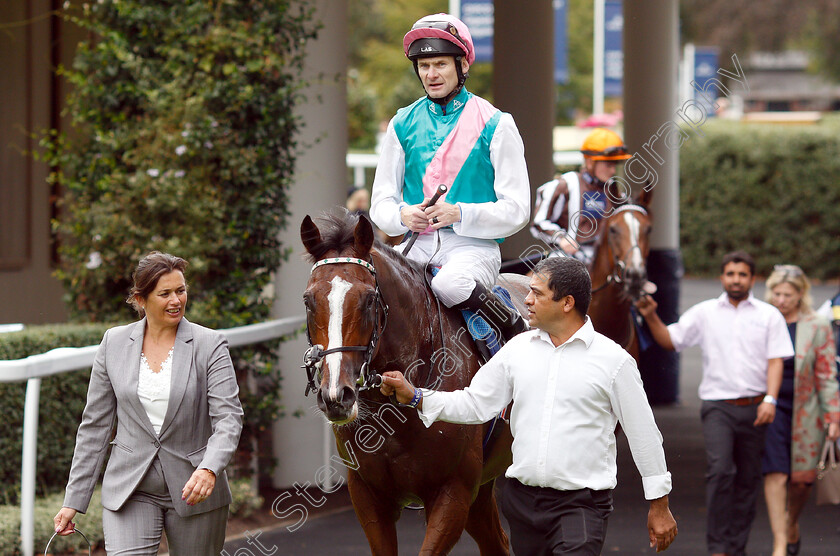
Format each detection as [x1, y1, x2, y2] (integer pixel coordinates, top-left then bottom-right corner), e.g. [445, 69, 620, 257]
[424, 201, 461, 230]
[380, 371, 416, 405]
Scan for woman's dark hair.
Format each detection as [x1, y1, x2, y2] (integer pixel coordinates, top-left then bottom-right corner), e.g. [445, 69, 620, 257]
[720, 250, 755, 276]
[532, 256, 592, 317]
[127, 251, 188, 316]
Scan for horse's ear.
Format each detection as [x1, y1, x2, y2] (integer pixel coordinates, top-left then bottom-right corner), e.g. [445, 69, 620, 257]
[301, 215, 322, 255]
[635, 181, 654, 209]
[354, 214, 375, 257]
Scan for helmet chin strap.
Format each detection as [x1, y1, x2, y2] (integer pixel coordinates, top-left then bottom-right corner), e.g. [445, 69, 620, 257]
[582, 170, 607, 189]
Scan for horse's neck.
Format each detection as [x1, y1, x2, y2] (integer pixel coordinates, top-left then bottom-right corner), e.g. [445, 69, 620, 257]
[590, 231, 614, 288]
[368, 247, 480, 390]
[369, 248, 448, 360]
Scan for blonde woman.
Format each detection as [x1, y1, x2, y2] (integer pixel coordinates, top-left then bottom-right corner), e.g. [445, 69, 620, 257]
[762, 265, 840, 556]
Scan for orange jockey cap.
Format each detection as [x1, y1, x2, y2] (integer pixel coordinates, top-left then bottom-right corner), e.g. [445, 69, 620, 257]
[580, 128, 632, 161]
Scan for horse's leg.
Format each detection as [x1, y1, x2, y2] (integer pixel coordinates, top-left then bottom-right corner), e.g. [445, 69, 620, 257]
[347, 469, 400, 556]
[464, 480, 510, 556]
[419, 482, 473, 555]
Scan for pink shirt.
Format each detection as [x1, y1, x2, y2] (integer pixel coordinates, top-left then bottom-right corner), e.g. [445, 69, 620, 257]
[667, 292, 794, 400]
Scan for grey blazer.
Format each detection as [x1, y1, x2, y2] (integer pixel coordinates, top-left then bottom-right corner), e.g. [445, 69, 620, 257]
[63, 318, 244, 517]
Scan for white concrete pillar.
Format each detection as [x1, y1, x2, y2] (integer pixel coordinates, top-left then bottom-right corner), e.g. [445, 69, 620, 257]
[623, 0, 681, 404]
[271, 0, 347, 488]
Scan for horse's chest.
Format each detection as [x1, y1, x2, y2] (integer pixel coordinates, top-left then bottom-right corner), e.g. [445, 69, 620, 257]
[333, 419, 476, 487]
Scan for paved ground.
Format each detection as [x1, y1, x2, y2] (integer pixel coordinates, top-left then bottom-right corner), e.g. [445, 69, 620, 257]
[223, 278, 840, 555]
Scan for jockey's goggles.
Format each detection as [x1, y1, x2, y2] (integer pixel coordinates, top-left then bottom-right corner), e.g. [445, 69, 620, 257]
[582, 145, 630, 159]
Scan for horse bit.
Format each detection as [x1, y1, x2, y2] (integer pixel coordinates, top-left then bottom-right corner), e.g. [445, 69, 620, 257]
[590, 204, 648, 295]
[301, 257, 389, 396]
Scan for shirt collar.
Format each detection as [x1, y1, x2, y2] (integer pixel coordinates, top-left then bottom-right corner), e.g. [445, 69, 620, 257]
[426, 87, 470, 116]
[531, 316, 595, 348]
[715, 291, 756, 308]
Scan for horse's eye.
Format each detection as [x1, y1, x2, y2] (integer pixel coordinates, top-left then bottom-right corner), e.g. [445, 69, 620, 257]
[609, 226, 620, 235]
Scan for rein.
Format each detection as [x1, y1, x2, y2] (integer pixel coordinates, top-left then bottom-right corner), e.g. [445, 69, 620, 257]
[302, 257, 389, 396]
[590, 204, 648, 295]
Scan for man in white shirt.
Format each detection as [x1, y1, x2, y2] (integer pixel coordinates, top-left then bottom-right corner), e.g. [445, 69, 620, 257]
[381, 256, 678, 555]
[636, 250, 793, 556]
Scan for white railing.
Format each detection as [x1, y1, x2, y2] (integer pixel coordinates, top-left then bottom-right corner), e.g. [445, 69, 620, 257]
[346, 151, 584, 188]
[0, 315, 305, 556]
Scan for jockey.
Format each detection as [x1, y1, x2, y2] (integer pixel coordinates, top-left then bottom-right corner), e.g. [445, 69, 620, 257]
[370, 13, 530, 341]
[530, 128, 633, 265]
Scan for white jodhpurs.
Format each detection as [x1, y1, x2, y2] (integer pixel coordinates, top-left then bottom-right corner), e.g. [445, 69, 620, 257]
[398, 229, 501, 307]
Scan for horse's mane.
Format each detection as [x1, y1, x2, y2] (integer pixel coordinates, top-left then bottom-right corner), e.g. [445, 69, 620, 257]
[303, 209, 427, 278]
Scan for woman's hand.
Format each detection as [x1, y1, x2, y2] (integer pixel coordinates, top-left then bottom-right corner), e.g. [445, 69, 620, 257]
[182, 468, 216, 506]
[54, 507, 77, 536]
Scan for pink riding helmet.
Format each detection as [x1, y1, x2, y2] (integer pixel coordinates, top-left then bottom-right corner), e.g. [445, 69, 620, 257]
[403, 13, 476, 66]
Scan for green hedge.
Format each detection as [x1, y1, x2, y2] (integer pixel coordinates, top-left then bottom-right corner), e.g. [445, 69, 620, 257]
[0, 487, 104, 555]
[678, 118, 840, 279]
[0, 324, 111, 506]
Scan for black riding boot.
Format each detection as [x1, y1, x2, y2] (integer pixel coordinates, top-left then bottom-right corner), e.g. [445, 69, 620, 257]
[453, 283, 528, 344]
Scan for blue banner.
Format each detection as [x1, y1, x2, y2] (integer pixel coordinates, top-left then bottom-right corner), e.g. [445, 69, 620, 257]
[603, 0, 623, 97]
[694, 47, 720, 116]
[460, 0, 494, 64]
[554, 0, 569, 84]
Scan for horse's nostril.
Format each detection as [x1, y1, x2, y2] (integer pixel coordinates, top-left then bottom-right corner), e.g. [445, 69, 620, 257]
[339, 385, 356, 408]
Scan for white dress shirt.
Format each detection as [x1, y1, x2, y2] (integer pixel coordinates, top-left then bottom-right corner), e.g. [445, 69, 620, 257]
[137, 348, 172, 435]
[418, 318, 672, 500]
[666, 292, 794, 401]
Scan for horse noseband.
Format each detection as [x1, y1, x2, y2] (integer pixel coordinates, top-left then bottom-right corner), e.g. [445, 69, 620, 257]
[301, 343, 371, 396]
[302, 257, 389, 396]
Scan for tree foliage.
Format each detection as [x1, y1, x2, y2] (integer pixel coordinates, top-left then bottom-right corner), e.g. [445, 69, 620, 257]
[42, 0, 318, 328]
[680, 0, 840, 82]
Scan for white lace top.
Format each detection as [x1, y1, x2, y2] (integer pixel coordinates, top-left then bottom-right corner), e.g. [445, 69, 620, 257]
[138, 348, 173, 435]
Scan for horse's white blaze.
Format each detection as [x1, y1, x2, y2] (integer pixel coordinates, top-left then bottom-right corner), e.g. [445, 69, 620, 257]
[326, 275, 352, 401]
[623, 212, 644, 270]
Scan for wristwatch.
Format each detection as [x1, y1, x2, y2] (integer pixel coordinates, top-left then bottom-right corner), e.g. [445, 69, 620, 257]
[763, 395, 777, 406]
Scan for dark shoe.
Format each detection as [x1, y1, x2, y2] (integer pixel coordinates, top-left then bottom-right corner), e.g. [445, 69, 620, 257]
[786, 538, 800, 555]
[454, 283, 528, 343]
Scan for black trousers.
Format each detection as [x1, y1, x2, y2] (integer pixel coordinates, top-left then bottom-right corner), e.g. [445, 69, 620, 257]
[501, 478, 614, 556]
[701, 400, 768, 556]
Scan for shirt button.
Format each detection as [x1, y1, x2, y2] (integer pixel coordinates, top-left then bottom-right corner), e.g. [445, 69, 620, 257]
[154, 441, 160, 448]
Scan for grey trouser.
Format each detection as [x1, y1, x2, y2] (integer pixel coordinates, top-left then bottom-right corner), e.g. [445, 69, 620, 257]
[701, 400, 767, 556]
[102, 458, 228, 555]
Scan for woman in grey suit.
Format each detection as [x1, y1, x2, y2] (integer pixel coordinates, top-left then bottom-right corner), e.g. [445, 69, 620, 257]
[54, 252, 244, 555]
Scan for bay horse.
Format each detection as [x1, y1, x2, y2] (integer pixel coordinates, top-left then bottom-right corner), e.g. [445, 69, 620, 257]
[587, 189, 653, 361]
[300, 211, 521, 555]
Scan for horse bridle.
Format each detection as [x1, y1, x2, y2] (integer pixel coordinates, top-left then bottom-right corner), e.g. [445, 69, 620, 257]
[301, 257, 389, 396]
[590, 204, 648, 295]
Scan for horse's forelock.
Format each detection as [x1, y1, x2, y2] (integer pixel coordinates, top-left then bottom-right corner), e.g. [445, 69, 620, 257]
[303, 211, 364, 262]
[302, 210, 428, 287]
